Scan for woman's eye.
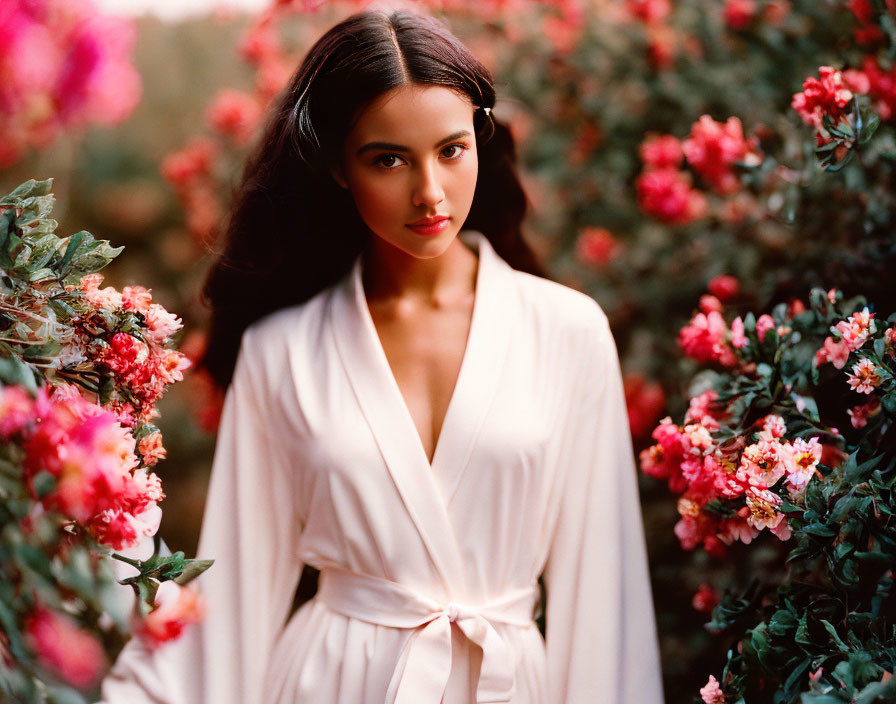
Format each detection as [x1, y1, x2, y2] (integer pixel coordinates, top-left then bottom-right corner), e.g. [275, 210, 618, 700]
[441, 144, 467, 159]
[374, 154, 404, 169]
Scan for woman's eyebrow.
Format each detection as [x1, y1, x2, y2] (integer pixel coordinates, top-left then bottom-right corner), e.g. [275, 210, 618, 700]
[356, 130, 472, 156]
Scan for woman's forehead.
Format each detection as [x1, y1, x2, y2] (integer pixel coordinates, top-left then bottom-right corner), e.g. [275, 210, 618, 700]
[346, 85, 475, 148]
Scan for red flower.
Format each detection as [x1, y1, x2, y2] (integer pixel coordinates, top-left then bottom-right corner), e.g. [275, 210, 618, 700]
[692, 583, 720, 613]
[575, 227, 621, 268]
[848, 0, 874, 24]
[682, 115, 762, 194]
[160, 137, 217, 190]
[791, 66, 866, 129]
[862, 57, 896, 121]
[624, 374, 666, 439]
[625, 0, 671, 23]
[24, 608, 105, 689]
[639, 134, 683, 170]
[708, 275, 740, 302]
[636, 168, 707, 224]
[724, 0, 757, 29]
[206, 89, 262, 145]
[135, 581, 205, 648]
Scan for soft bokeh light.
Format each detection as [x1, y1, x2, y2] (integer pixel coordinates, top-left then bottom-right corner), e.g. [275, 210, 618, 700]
[94, 0, 268, 20]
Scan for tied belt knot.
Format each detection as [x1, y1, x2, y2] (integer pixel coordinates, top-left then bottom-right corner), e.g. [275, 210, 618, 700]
[317, 567, 538, 704]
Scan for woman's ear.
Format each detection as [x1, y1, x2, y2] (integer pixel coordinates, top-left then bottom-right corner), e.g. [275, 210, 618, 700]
[330, 164, 348, 189]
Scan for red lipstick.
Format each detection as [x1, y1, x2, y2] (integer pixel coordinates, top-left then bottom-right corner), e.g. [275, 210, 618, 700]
[406, 215, 450, 236]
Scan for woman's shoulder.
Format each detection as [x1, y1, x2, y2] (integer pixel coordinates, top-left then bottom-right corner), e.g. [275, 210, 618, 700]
[243, 283, 335, 348]
[508, 268, 611, 340]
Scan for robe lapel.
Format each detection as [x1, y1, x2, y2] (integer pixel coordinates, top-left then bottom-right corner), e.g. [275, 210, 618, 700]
[328, 231, 516, 595]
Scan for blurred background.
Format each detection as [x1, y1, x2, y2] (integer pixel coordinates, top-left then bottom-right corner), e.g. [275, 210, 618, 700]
[3, 0, 894, 700]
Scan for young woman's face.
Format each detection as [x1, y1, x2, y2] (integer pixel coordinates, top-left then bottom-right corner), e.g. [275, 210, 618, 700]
[339, 83, 479, 259]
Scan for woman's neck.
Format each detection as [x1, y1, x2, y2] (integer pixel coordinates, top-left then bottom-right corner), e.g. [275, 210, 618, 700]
[361, 235, 479, 308]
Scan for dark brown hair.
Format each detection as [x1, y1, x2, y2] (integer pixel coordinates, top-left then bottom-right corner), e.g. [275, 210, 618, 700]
[200, 9, 546, 389]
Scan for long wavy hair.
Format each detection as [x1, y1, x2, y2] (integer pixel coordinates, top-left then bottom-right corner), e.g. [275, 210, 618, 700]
[200, 9, 547, 389]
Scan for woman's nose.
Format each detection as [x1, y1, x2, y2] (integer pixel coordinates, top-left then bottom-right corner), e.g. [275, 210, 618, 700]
[412, 162, 445, 208]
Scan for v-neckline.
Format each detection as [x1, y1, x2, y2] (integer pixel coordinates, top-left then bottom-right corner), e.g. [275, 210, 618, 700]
[355, 236, 484, 474]
[328, 229, 517, 588]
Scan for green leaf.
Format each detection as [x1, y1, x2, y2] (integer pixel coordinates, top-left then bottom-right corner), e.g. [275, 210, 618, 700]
[56, 230, 89, 278]
[0, 356, 39, 393]
[0, 178, 54, 205]
[820, 620, 849, 652]
[173, 558, 214, 586]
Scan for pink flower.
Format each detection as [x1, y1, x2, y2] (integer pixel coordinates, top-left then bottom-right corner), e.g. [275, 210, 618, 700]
[636, 168, 708, 225]
[788, 437, 821, 488]
[730, 316, 748, 349]
[89, 501, 161, 550]
[625, 0, 671, 23]
[835, 307, 875, 351]
[718, 515, 760, 545]
[0, 385, 35, 438]
[791, 67, 867, 130]
[145, 303, 183, 343]
[700, 674, 726, 704]
[24, 607, 105, 688]
[755, 314, 775, 343]
[639, 134, 683, 169]
[681, 115, 762, 194]
[759, 414, 787, 440]
[685, 389, 721, 428]
[886, 327, 896, 354]
[737, 438, 793, 487]
[624, 374, 666, 439]
[122, 285, 153, 312]
[161, 136, 217, 190]
[708, 275, 739, 302]
[699, 295, 723, 314]
[679, 310, 737, 366]
[724, 0, 757, 30]
[575, 227, 620, 268]
[138, 431, 167, 467]
[135, 580, 205, 648]
[80, 273, 122, 309]
[862, 57, 896, 121]
[848, 397, 882, 428]
[206, 89, 262, 145]
[814, 336, 851, 369]
[745, 486, 789, 534]
[846, 357, 881, 394]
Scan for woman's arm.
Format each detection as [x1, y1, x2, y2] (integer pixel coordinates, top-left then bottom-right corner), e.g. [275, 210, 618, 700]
[98, 325, 304, 704]
[542, 308, 664, 704]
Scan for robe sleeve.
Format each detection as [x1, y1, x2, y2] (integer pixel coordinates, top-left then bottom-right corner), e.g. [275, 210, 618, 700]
[542, 306, 665, 704]
[98, 326, 304, 704]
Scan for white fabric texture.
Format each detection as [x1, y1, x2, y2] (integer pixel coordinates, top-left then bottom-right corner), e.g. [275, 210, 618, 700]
[98, 230, 664, 704]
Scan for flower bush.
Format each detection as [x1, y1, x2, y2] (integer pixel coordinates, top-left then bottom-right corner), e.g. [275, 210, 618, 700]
[649, 286, 896, 702]
[0, 179, 210, 703]
[6, 0, 896, 699]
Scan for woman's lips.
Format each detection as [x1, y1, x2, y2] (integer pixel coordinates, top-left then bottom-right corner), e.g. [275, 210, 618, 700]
[406, 216, 450, 236]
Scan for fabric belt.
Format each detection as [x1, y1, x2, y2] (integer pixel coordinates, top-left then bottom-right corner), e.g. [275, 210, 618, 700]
[316, 567, 538, 704]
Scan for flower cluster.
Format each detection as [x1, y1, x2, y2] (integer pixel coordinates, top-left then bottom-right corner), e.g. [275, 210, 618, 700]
[682, 116, 762, 194]
[0, 179, 210, 699]
[2, 384, 164, 551]
[0, 0, 141, 167]
[642, 286, 896, 559]
[76, 274, 191, 428]
[636, 115, 762, 223]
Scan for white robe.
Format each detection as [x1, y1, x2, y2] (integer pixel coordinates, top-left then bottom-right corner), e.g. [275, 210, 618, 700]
[98, 230, 664, 704]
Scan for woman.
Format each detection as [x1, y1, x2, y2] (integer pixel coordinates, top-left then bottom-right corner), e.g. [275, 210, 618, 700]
[100, 9, 664, 704]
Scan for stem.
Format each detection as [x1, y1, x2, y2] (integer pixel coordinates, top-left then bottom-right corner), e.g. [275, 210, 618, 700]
[111, 553, 142, 568]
